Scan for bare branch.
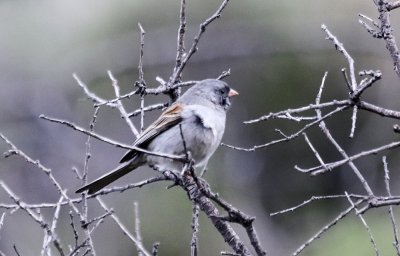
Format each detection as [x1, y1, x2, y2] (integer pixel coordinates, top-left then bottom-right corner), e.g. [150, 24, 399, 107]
[217, 69, 231, 80]
[357, 100, 400, 118]
[39, 115, 186, 162]
[1, 182, 65, 256]
[0, 132, 81, 215]
[375, 0, 400, 78]
[0, 212, 6, 239]
[293, 199, 365, 256]
[383, 156, 400, 255]
[358, 13, 382, 38]
[96, 197, 151, 256]
[13, 244, 22, 256]
[270, 194, 368, 216]
[190, 204, 199, 256]
[174, 0, 187, 83]
[134, 202, 144, 256]
[349, 105, 358, 138]
[137, 23, 146, 132]
[168, 0, 231, 98]
[73, 73, 111, 106]
[387, 1, 400, 10]
[108, 70, 140, 137]
[302, 132, 327, 168]
[128, 102, 169, 118]
[69, 211, 79, 250]
[352, 70, 382, 98]
[314, 73, 374, 197]
[244, 100, 349, 124]
[137, 23, 146, 86]
[224, 105, 349, 152]
[175, 169, 252, 255]
[322, 24, 357, 91]
[298, 140, 400, 177]
[345, 192, 380, 256]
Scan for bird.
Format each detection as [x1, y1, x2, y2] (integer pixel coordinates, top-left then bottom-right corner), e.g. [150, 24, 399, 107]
[76, 79, 238, 194]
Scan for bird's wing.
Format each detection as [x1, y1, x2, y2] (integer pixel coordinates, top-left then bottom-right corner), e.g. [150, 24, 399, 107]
[119, 103, 184, 163]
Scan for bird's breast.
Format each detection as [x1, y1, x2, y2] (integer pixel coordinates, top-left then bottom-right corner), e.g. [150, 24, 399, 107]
[146, 105, 226, 171]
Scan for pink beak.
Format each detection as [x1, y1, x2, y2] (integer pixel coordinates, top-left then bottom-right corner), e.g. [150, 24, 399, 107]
[228, 88, 239, 97]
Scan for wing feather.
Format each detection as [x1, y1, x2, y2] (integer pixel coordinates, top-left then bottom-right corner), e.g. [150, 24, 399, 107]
[119, 103, 184, 163]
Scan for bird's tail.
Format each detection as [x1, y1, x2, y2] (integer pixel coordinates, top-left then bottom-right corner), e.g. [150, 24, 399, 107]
[75, 160, 142, 194]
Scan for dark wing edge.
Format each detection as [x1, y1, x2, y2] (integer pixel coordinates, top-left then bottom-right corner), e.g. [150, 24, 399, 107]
[119, 103, 184, 163]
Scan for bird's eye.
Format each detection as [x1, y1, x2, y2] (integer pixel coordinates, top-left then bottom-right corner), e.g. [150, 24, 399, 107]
[217, 88, 226, 95]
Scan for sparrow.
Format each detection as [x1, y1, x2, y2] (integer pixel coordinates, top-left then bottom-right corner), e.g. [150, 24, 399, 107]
[76, 79, 238, 194]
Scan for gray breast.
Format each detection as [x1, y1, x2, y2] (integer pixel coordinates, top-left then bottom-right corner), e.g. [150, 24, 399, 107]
[145, 107, 223, 172]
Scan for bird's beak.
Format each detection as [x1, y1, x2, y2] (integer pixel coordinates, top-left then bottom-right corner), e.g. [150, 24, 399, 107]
[228, 88, 239, 97]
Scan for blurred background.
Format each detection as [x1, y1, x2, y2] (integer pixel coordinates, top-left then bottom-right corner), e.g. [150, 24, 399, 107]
[1, 0, 400, 255]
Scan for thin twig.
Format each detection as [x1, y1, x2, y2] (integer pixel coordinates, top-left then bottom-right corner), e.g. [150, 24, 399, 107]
[0, 212, 5, 239]
[244, 100, 349, 124]
[217, 69, 231, 80]
[341, 68, 352, 91]
[349, 105, 358, 138]
[84, 210, 114, 229]
[69, 211, 79, 249]
[345, 192, 380, 256]
[224, 105, 349, 151]
[302, 132, 327, 169]
[297, 140, 400, 177]
[190, 204, 199, 256]
[375, 0, 400, 78]
[73, 73, 110, 105]
[138, 23, 146, 86]
[108, 70, 140, 137]
[39, 115, 186, 162]
[96, 197, 151, 256]
[137, 23, 146, 132]
[134, 202, 144, 256]
[1, 182, 65, 256]
[387, 1, 400, 10]
[358, 14, 382, 38]
[383, 156, 400, 255]
[168, 0, 231, 99]
[311, 74, 375, 197]
[292, 199, 364, 256]
[174, 0, 187, 84]
[80, 106, 100, 255]
[0, 132, 81, 215]
[322, 24, 357, 91]
[270, 194, 368, 216]
[44, 195, 64, 253]
[13, 244, 22, 256]
[128, 102, 169, 118]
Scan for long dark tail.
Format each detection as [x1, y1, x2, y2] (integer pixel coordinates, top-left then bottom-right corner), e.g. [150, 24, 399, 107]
[75, 160, 142, 194]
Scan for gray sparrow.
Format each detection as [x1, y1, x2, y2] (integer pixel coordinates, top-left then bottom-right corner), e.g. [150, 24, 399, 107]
[76, 79, 238, 194]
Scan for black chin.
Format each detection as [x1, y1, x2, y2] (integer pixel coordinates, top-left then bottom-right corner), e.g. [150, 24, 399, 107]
[222, 97, 231, 110]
